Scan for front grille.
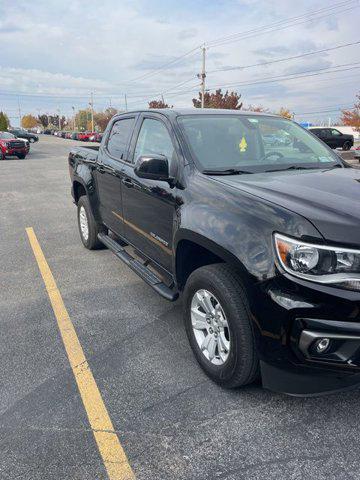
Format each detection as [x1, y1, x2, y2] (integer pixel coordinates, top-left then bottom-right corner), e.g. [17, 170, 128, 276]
[9, 141, 25, 149]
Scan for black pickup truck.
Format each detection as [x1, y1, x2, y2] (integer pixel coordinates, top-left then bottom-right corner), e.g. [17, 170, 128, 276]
[68, 109, 360, 396]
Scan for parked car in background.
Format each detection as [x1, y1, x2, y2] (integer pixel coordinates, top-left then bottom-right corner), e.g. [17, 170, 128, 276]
[8, 129, 39, 143]
[78, 131, 96, 141]
[309, 127, 354, 150]
[89, 133, 103, 142]
[0, 131, 28, 159]
[71, 132, 79, 140]
[354, 146, 360, 161]
[43, 129, 52, 135]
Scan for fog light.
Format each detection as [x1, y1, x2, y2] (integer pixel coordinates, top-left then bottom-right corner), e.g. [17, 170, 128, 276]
[315, 338, 330, 353]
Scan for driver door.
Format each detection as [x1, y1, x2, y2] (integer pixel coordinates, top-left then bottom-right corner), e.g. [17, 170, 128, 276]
[121, 114, 178, 271]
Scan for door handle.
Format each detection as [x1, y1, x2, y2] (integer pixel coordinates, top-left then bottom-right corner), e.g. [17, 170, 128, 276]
[122, 178, 134, 188]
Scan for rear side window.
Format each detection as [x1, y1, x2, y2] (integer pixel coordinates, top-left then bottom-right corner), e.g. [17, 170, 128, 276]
[107, 118, 135, 159]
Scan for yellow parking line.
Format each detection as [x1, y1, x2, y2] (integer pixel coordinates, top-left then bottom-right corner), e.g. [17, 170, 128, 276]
[26, 227, 135, 480]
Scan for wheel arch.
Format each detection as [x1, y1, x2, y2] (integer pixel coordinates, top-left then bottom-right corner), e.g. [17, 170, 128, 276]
[174, 229, 251, 291]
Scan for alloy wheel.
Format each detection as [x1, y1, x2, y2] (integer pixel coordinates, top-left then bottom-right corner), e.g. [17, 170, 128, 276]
[191, 289, 231, 365]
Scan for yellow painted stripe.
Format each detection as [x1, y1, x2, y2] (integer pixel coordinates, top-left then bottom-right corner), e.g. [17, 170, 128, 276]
[26, 227, 135, 480]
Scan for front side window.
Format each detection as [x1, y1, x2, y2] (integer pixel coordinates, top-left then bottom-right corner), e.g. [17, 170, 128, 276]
[331, 129, 341, 136]
[134, 118, 174, 162]
[178, 115, 341, 173]
[107, 118, 135, 159]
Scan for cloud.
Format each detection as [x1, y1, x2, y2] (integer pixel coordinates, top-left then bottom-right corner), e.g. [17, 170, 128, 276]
[0, 0, 358, 124]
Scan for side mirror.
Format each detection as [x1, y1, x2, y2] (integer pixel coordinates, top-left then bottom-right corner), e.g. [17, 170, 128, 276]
[134, 155, 171, 182]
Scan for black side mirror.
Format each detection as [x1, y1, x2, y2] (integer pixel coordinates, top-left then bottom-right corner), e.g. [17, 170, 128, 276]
[134, 155, 171, 182]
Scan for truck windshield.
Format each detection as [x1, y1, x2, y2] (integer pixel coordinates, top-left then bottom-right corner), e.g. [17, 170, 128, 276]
[177, 114, 342, 173]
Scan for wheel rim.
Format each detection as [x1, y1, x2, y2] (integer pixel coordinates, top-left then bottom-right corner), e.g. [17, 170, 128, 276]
[79, 206, 89, 241]
[191, 289, 231, 365]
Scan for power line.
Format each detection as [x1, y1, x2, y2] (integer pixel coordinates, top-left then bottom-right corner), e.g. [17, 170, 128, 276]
[207, 40, 360, 74]
[207, 0, 358, 48]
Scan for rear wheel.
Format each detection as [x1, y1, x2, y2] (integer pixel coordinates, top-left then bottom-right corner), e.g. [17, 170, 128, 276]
[183, 264, 259, 388]
[77, 195, 104, 249]
[343, 141, 351, 151]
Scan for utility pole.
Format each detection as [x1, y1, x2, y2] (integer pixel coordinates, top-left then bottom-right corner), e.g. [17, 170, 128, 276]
[161, 94, 165, 104]
[18, 97, 22, 127]
[57, 108, 61, 130]
[89, 92, 94, 131]
[124, 94, 128, 111]
[196, 45, 207, 108]
[72, 106, 76, 131]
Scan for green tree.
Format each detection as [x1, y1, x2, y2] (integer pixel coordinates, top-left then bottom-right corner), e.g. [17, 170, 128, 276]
[75, 110, 91, 131]
[192, 89, 243, 109]
[0, 111, 9, 130]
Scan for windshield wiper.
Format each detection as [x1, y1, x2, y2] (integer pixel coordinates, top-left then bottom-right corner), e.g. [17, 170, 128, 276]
[265, 165, 313, 173]
[202, 168, 253, 175]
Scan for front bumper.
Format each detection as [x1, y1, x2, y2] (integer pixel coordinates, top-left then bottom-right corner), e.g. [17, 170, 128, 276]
[253, 275, 360, 396]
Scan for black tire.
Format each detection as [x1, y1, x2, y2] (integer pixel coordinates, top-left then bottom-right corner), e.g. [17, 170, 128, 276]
[17, 154, 26, 159]
[343, 141, 351, 151]
[77, 195, 104, 249]
[183, 264, 259, 388]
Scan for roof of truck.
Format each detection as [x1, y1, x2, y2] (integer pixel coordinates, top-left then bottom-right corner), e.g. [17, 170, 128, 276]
[124, 108, 278, 117]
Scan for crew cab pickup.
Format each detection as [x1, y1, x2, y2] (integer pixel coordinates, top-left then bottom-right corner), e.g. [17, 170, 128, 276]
[68, 109, 360, 396]
[309, 127, 354, 150]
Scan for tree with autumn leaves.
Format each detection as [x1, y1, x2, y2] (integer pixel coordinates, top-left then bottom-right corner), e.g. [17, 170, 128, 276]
[192, 89, 243, 109]
[341, 93, 360, 132]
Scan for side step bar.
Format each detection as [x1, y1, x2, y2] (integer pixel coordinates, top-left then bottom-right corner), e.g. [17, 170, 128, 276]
[98, 232, 178, 302]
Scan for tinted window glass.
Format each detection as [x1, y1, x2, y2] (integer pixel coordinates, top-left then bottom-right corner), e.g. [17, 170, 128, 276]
[134, 118, 174, 162]
[107, 118, 134, 159]
[331, 129, 341, 136]
[178, 115, 340, 172]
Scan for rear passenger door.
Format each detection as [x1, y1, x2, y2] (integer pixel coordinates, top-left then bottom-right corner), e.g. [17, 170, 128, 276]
[121, 114, 178, 272]
[95, 115, 136, 236]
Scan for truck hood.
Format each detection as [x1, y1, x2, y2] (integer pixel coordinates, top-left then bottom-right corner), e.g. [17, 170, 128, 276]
[214, 167, 360, 246]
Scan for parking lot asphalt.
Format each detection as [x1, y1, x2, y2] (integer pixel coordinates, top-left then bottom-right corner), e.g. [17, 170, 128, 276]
[1, 135, 360, 480]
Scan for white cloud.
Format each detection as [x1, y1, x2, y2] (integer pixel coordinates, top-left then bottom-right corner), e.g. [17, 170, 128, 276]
[0, 0, 359, 122]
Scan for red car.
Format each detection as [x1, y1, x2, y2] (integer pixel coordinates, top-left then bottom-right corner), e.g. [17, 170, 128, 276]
[0, 132, 28, 159]
[78, 131, 96, 141]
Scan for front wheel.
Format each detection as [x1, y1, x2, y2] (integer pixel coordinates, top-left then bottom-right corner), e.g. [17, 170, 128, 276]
[77, 195, 104, 249]
[183, 264, 259, 388]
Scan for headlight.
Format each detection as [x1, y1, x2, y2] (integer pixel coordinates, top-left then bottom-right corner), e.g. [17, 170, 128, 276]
[274, 233, 360, 291]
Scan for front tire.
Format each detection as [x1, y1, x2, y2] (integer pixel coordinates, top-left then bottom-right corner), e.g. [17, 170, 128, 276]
[183, 264, 259, 388]
[77, 195, 104, 249]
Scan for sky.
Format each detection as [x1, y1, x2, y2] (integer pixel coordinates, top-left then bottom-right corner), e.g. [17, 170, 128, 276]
[0, 0, 359, 126]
